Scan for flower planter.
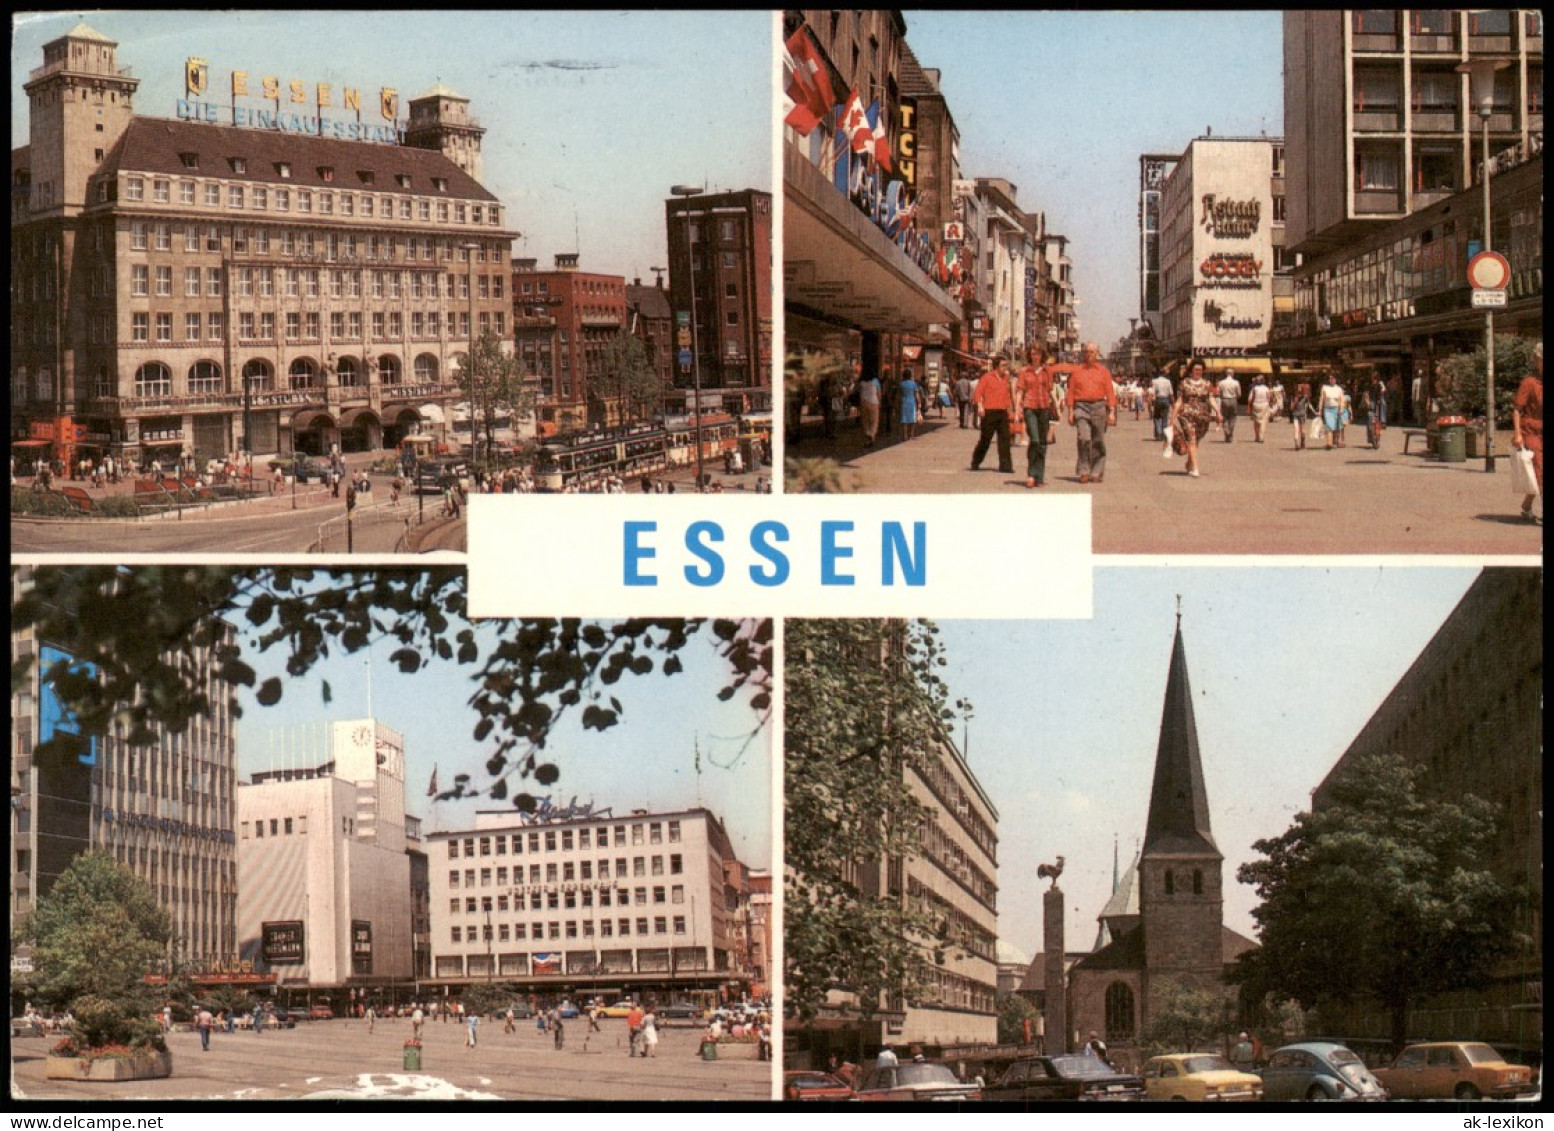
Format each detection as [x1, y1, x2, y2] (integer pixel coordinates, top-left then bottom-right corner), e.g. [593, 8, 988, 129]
[46, 1051, 172, 1081]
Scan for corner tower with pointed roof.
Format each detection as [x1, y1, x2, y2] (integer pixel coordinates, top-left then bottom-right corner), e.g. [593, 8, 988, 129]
[1138, 615, 1227, 1022]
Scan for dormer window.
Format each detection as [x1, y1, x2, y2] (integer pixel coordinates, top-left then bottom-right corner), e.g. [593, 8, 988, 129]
[432, 176, 448, 192]
[275, 162, 292, 179]
[317, 166, 335, 182]
[228, 157, 247, 174]
[357, 170, 375, 185]
[179, 152, 200, 169]
[396, 173, 412, 188]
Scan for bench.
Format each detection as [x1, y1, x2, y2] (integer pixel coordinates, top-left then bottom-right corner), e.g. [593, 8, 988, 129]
[1402, 428, 1432, 454]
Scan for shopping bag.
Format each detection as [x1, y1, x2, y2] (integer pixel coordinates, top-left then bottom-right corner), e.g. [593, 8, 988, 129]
[1308, 417, 1325, 443]
[1161, 423, 1174, 459]
[1510, 447, 1539, 497]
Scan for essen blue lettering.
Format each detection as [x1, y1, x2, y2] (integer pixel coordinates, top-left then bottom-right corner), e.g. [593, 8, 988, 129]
[683, 521, 725, 587]
[749, 521, 790, 587]
[623, 521, 656, 586]
[821, 521, 855, 586]
[881, 521, 927, 586]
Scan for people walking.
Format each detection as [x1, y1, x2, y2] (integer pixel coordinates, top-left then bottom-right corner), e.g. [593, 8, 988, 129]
[1512, 341, 1543, 523]
[197, 1007, 213, 1051]
[970, 355, 1016, 474]
[252, 1003, 264, 1034]
[412, 1005, 424, 1041]
[1290, 382, 1316, 450]
[1317, 371, 1345, 450]
[954, 369, 975, 428]
[1248, 373, 1273, 442]
[1150, 369, 1174, 440]
[1016, 346, 1056, 489]
[856, 369, 882, 447]
[898, 367, 922, 441]
[367, 1004, 376, 1033]
[1171, 360, 1221, 477]
[1066, 341, 1118, 484]
[466, 1010, 479, 1049]
[1217, 368, 1242, 442]
[626, 1003, 645, 1057]
[641, 1007, 659, 1058]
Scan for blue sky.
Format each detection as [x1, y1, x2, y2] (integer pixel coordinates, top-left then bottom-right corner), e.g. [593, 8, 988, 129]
[902, 10, 1285, 351]
[232, 608, 772, 868]
[11, 10, 772, 283]
[934, 565, 1481, 960]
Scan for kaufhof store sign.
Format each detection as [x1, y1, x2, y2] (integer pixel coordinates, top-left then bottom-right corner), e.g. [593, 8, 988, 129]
[176, 57, 406, 143]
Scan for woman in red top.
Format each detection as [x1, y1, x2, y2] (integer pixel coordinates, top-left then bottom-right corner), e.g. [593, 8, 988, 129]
[1016, 346, 1056, 488]
[1512, 341, 1542, 523]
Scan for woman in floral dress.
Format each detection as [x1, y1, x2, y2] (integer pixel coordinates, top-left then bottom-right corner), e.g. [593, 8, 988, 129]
[1171, 360, 1221, 477]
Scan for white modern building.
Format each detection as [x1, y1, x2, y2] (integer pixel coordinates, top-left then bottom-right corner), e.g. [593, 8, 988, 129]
[424, 805, 751, 999]
[235, 717, 417, 987]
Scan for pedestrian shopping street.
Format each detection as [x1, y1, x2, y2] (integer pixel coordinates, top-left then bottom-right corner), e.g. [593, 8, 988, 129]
[788, 407, 1543, 555]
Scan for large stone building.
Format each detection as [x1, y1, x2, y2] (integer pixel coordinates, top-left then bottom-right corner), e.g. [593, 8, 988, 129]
[10, 567, 239, 972]
[1309, 568, 1541, 1059]
[424, 805, 755, 1003]
[1278, 10, 1542, 399]
[235, 719, 419, 988]
[1064, 619, 1257, 1058]
[664, 188, 773, 416]
[11, 23, 518, 469]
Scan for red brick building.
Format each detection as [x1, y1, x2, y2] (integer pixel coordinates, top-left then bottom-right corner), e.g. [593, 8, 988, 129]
[625, 276, 674, 405]
[512, 254, 628, 434]
[664, 189, 772, 415]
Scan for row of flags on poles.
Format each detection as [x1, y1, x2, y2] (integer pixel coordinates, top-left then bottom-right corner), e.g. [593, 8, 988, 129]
[783, 25, 893, 173]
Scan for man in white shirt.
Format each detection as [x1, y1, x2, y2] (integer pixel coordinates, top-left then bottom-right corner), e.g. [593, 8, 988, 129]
[1216, 369, 1243, 442]
[1150, 371, 1174, 440]
[1247, 375, 1273, 442]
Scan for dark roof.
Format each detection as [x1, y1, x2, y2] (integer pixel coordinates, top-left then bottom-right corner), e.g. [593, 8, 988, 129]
[1222, 925, 1259, 964]
[1142, 622, 1220, 858]
[1069, 922, 1146, 972]
[98, 116, 498, 203]
[624, 284, 672, 321]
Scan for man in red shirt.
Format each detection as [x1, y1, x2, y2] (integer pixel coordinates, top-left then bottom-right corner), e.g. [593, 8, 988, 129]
[970, 355, 1016, 474]
[1016, 345, 1056, 488]
[1065, 341, 1118, 483]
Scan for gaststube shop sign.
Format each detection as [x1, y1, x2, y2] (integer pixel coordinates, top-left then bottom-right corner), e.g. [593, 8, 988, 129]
[178, 56, 405, 144]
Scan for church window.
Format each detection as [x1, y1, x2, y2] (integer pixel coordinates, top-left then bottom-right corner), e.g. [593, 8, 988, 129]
[1104, 982, 1136, 1042]
[1163, 869, 1175, 895]
[1193, 869, 1204, 895]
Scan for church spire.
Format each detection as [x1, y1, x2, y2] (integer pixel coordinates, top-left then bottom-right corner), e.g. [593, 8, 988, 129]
[1142, 616, 1219, 857]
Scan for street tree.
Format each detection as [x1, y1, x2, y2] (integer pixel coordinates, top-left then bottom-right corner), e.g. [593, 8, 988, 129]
[1141, 982, 1233, 1055]
[595, 332, 663, 425]
[1230, 750, 1520, 1053]
[784, 619, 974, 1033]
[455, 329, 530, 467]
[1437, 333, 1539, 424]
[996, 992, 1042, 1046]
[11, 566, 770, 812]
[15, 852, 169, 1046]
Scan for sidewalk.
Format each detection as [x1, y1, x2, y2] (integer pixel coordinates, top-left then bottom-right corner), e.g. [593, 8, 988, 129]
[787, 411, 1544, 556]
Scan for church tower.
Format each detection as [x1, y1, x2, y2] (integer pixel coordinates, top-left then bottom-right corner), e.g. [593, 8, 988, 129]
[22, 23, 139, 221]
[404, 84, 486, 183]
[1137, 615, 1226, 1026]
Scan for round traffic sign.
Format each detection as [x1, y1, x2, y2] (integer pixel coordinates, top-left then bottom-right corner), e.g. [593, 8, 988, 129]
[1467, 250, 1511, 290]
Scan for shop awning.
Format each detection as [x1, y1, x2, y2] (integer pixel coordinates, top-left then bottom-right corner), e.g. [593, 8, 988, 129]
[11, 439, 52, 448]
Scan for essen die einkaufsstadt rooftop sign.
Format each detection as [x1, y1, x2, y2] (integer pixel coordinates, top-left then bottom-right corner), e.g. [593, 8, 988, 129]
[176, 56, 407, 144]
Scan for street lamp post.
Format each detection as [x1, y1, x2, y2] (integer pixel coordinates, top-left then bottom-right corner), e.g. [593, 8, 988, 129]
[671, 185, 705, 489]
[1457, 56, 1510, 473]
[462, 242, 481, 470]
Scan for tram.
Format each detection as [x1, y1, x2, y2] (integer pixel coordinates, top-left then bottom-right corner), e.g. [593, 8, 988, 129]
[534, 414, 742, 489]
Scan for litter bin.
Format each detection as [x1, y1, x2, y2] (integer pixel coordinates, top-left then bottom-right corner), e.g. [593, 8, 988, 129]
[1436, 416, 1467, 463]
[403, 1045, 422, 1071]
[699, 1040, 718, 1061]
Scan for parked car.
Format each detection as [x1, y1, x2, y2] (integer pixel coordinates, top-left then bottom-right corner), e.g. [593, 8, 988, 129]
[1140, 1053, 1264, 1101]
[1374, 1042, 1537, 1101]
[783, 1070, 855, 1102]
[1258, 1042, 1387, 1101]
[854, 1062, 982, 1102]
[985, 1054, 1145, 1102]
[556, 999, 580, 1018]
[599, 1000, 637, 1018]
[270, 457, 330, 484]
[414, 459, 466, 494]
[307, 1003, 334, 1020]
[657, 1001, 703, 1023]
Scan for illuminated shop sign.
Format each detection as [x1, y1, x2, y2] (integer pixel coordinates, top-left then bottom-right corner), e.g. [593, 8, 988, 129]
[512, 797, 616, 826]
[262, 920, 305, 965]
[178, 56, 405, 144]
[1198, 252, 1264, 288]
[1200, 194, 1261, 238]
[896, 98, 917, 188]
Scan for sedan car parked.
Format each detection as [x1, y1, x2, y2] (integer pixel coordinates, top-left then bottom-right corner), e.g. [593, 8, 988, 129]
[307, 1003, 334, 1020]
[783, 1070, 855, 1102]
[657, 1001, 703, 1023]
[1141, 1053, 1263, 1101]
[985, 1054, 1145, 1102]
[1374, 1042, 1537, 1101]
[1258, 1042, 1386, 1101]
[854, 1062, 982, 1102]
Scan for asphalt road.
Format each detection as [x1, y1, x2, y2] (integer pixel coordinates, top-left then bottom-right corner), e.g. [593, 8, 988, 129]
[9, 1015, 771, 1103]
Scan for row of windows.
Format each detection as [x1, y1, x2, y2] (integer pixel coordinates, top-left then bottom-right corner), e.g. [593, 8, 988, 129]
[127, 310, 502, 345]
[450, 916, 686, 943]
[125, 351, 455, 398]
[451, 885, 686, 914]
[242, 816, 302, 838]
[121, 174, 501, 227]
[226, 267, 502, 300]
[447, 821, 682, 858]
[124, 223, 503, 268]
[448, 854, 683, 886]
[1351, 9, 1541, 40]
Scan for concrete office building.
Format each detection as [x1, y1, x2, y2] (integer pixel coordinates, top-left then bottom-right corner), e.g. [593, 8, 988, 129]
[11, 23, 518, 469]
[235, 718, 417, 987]
[425, 806, 754, 1000]
[10, 566, 239, 970]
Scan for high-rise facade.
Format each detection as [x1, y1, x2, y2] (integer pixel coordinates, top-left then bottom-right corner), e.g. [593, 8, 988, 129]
[12, 24, 518, 469]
